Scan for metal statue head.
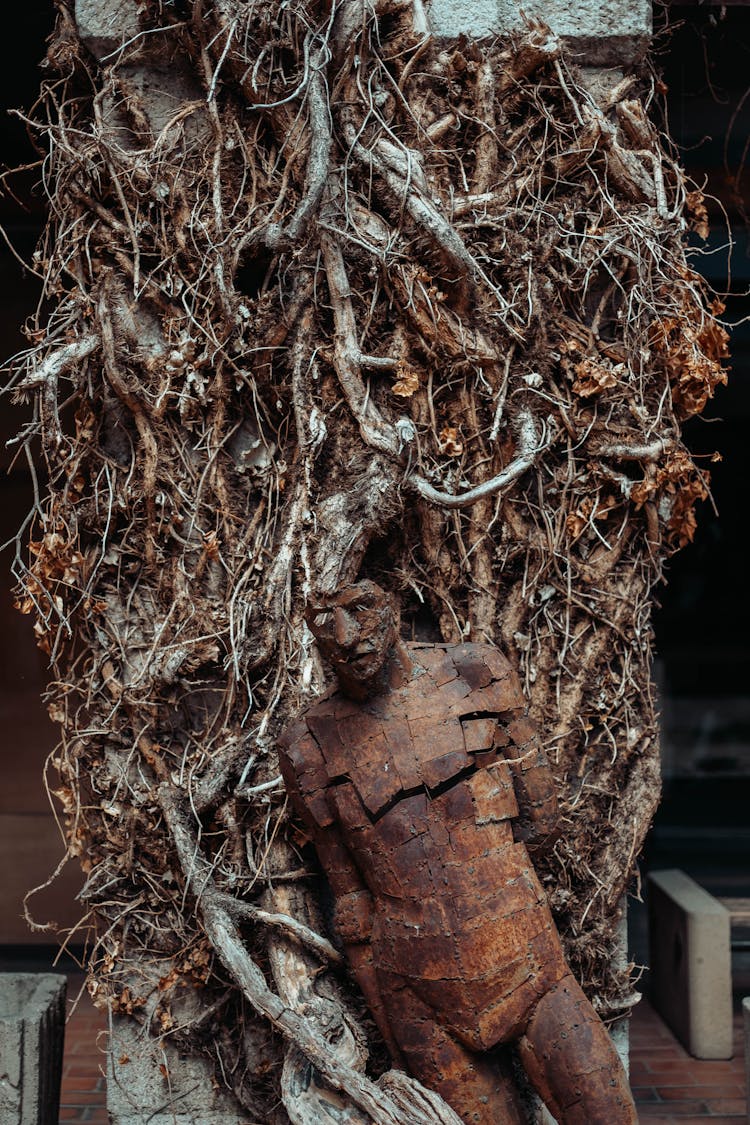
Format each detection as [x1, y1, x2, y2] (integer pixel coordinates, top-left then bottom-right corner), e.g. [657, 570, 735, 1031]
[306, 580, 398, 696]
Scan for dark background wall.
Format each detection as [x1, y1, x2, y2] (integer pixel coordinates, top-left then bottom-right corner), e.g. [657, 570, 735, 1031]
[648, 5, 750, 869]
[0, 3, 747, 945]
[0, 1, 84, 944]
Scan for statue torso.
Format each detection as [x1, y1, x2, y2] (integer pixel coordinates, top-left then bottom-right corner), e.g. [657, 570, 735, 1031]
[278, 643, 546, 904]
[291, 642, 526, 817]
[278, 642, 566, 1045]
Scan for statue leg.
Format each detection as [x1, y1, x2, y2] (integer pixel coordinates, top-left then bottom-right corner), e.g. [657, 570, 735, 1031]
[379, 972, 527, 1125]
[517, 971, 637, 1125]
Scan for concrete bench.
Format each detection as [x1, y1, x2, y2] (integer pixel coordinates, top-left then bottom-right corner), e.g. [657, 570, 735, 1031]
[647, 869, 736, 1059]
[0, 974, 67, 1124]
[718, 898, 750, 929]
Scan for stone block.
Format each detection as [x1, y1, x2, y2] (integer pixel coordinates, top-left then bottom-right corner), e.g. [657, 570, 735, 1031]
[0, 973, 66, 1125]
[75, 0, 141, 61]
[75, 0, 210, 152]
[426, 0, 651, 66]
[647, 869, 732, 1059]
[107, 1014, 245, 1124]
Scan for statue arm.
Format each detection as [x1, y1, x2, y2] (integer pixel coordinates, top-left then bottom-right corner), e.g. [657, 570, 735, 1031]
[278, 726, 403, 1061]
[313, 827, 374, 944]
[504, 716, 560, 855]
[277, 730, 374, 933]
[312, 820, 405, 1064]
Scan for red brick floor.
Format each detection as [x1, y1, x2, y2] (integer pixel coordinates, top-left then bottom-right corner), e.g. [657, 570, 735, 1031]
[630, 999, 747, 1122]
[60, 984, 108, 1125]
[60, 988, 747, 1123]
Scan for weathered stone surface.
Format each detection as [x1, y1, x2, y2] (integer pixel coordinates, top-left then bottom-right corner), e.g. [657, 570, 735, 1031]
[610, 903, 633, 1073]
[0, 974, 66, 1125]
[75, 0, 140, 61]
[103, 62, 210, 152]
[579, 66, 626, 105]
[648, 869, 732, 1059]
[0, 1017, 23, 1123]
[427, 0, 651, 65]
[108, 1015, 245, 1124]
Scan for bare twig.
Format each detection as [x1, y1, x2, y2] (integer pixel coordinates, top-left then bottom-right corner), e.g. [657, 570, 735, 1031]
[597, 437, 674, 462]
[16, 333, 100, 391]
[320, 229, 403, 459]
[219, 894, 345, 966]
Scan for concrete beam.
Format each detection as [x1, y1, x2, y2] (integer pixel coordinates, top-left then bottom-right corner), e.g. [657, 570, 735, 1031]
[427, 0, 652, 66]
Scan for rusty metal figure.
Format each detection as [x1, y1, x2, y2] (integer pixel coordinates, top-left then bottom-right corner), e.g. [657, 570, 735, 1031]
[278, 581, 637, 1125]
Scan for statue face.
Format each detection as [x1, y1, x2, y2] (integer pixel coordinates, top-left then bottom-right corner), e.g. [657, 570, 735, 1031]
[307, 581, 397, 688]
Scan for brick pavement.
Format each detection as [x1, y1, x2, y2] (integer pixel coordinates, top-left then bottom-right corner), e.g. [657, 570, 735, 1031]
[630, 998, 747, 1123]
[60, 986, 747, 1123]
[60, 984, 108, 1125]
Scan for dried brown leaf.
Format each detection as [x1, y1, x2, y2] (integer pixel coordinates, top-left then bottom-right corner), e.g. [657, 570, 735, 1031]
[572, 358, 621, 397]
[391, 365, 420, 397]
[438, 425, 463, 456]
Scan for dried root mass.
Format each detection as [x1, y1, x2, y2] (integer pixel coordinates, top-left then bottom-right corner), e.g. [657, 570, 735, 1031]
[3, 0, 727, 1119]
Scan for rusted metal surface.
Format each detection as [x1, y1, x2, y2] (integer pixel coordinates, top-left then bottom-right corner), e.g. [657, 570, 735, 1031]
[279, 583, 637, 1124]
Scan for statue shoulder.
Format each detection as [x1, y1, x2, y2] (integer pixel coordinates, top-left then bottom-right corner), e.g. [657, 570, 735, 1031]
[277, 708, 339, 829]
[278, 687, 344, 761]
[277, 715, 323, 775]
[407, 641, 524, 714]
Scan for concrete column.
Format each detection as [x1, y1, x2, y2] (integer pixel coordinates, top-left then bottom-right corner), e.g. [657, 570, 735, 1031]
[73, 4, 242, 1121]
[72, 2, 650, 1122]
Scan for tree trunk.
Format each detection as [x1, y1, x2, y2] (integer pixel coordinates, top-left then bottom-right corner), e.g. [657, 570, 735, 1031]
[8, 1, 727, 1121]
